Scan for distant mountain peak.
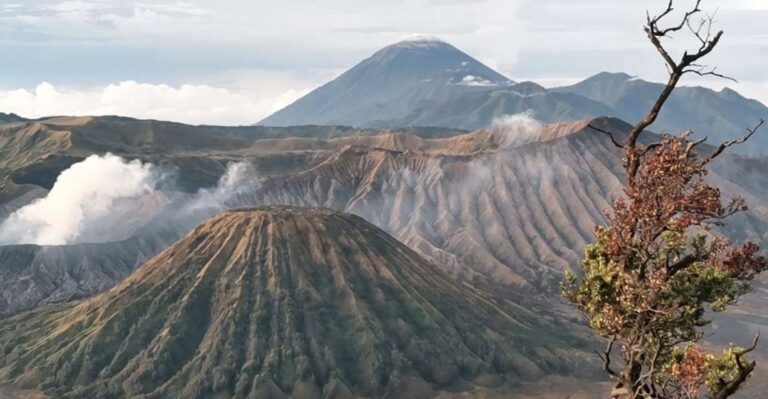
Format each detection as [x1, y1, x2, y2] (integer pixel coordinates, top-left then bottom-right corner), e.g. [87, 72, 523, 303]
[0, 112, 26, 123]
[258, 44, 767, 156]
[391, 35, 448, 46]
[259, 38, 514, 127]
[584, 71, 635, 83]
[719, 86, 747, 100]
[510, 81, 547, 95]
[555, 72, 768, 156]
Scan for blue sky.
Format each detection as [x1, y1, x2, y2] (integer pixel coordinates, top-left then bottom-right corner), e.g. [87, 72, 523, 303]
[1, 0, 766, 125]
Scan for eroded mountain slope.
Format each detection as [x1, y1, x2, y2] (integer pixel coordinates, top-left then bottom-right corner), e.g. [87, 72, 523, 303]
[0, 118, 467, 316]
[240, 118, 627, 290]
[237, 118, 768, 292]
[0, 115, 464, 196]
[4, 116, 768, 318]
[0, 207, 592, 399]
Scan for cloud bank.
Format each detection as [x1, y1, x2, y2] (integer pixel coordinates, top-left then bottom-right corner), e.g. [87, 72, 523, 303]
[0, 81, 309, 125]
[1, 0, 767, 109]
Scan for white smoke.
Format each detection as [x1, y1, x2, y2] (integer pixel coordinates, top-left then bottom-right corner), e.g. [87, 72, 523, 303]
[459, 112, 550, 193]
[0, 155, 255, 246]
[491, 111, 543, 148]
[0, 154, 161, 245]
[183, 162, 254, 212]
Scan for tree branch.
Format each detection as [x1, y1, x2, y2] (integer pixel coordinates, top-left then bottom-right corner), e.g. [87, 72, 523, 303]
[596, 338, 619, 377]
[624, 0, 726, 183]
[713, 333, 759, 399]
[634, 336, 664, 397]
[668, 254, 701, 275]
[588, 124, 624, 148]
[648, 0, 703, 38]
[684, 65, 737, 82]
[701, 119, 765, 165]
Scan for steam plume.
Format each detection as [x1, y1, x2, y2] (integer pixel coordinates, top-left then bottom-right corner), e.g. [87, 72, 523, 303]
[0, 154, 159, 245]
[183, 162, 254, 212]
[491, 111, 543, 148]
[0, 157, 255, 246]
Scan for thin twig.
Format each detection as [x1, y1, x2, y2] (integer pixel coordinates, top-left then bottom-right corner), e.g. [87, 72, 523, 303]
[588, 124, 624, 149]
[701, 119, 765, 164]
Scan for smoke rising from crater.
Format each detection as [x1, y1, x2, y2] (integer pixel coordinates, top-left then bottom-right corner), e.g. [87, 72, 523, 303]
[182, 162, 255, 212]
[0, 155, 254, 246]
[0, 154, 160, 245]
[491, 110, 543, 148]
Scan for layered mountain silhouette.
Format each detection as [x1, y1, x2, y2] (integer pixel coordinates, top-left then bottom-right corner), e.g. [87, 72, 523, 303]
[0, 207, 589, 398]
[0, 113, 24, 123]
[260, 39, 768, 156]
[260, 38, 614, 130]
[555, 72, 768, 156]
[0, 116, 461, 194]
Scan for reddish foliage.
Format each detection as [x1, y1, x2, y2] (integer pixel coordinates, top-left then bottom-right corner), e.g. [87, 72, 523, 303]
[716, 242, 768, 280]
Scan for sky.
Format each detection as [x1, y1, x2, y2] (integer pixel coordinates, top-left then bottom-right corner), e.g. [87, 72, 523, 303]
[1, 0, 766, 125]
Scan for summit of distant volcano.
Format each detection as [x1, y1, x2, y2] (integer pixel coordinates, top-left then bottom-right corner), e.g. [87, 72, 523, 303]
[259, 38, 515, 128]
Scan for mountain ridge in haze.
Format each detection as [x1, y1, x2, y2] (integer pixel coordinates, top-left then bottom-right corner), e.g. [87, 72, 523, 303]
[554, 71, 768, 156]
[260, 39, 768, 156]
[260, 38, 615, 130]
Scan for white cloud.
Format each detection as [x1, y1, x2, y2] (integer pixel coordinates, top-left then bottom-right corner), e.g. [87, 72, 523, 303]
[133, 2, 208, 16]
[0, 80, 309, 125]
[727, 0, 768, 10]
[44, 1, 106, 13]
[0, 0, 525, 74]
[460, 75, 495, 87]
[183, 162, 254, 212]
[0, 0, 765, 115]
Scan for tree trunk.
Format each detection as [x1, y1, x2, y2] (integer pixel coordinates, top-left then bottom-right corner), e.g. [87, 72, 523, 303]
[611, 361, 643, 399]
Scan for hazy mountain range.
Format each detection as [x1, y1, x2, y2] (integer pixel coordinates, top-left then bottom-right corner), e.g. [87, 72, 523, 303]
[261, 38, 768, 157]
[1, 38, 767, 398]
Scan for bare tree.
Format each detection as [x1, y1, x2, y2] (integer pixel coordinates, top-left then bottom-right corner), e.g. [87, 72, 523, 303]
[564, 1, 767, 398]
